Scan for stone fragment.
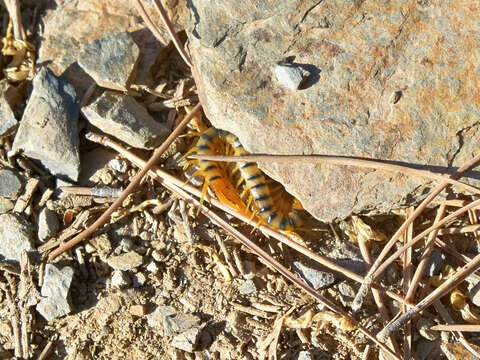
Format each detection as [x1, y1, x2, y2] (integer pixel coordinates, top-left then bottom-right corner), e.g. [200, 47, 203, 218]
[12, 68, 80, 181]
[130, 304, 147, 316]
[238, 279, 257, 295]
[94, 294, 122, 326]
[0, 95, 17, 138]
[425, 250, 446, 277]
[132, 272, 146, 288]
[171, 327, 202, 353]
[294, 351, 314, 360]
[0, 198, 14, 213]
[187, 0, 480, 222]
[0, 168, 23, 199]
[36, 264, 74, 321]
[147, 306, 201, 336]
[38, 208, 60, 242]
[78, 32, 140, 91]
[107, 251, 143, 270]
[274, 64, 308, 90]
[416, 318, 438, 341]
[111, 270, 131, 288]
[82, 91, 169, 149]
[293, 261, 335, 290]
[146, 260, 159, 273]
[0, 214, 34, 263]
[109, 159, 128, 173]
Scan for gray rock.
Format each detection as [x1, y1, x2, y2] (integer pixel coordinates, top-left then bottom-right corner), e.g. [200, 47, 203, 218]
[147, 306, 201, 336]
[293, 261, 335, 290]
[82, 91, 169, 149]
[425, 250, 446, 277]
[132, 272, 146, 288]
[109, 158, 128, 173]
[294, 350, 314, 360]
[274, 64, 308, 90]
[187, 0, 480, 222]
[469, 280, 480, 307]
[12, 68, 80, 181]
[416, 317, 438, 341]
[36, 296, 72, 322]
[106, 251, 143, 270]
[171, 327, 202, 353]
[0, 214, 34, 263]
[78, 32, 140, 91]
[238, 279, 257, 295]
[38, 208, 60, 242]
[0, 95, 17, 138]
[36, 264, 74, 321]
[0, 168, 23, 199]
[0, 198, 14, 213]
[119, 238, 134, 252]
[111, 270, 131, 288]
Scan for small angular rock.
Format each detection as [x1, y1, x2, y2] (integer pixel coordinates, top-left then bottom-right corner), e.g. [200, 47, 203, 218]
[0, 213, 34, 263]
[293, 261, 335, 290]
[147, 306, 201, 336]
[0, 95, 17, 138]
[238, 279, 257, 295]
[425, 250, 446, 277]
[82, 91, 169, 149]
[0, 198, 14, 213]
[78, 31, 140, 91]
[132, 272, 146, 288]
[38, 208, 60, 242]
[0, 168, 23, 199]
[107, 251, 143, 270]
[109, 158, 128, 173]
[130, 304, 147, 316]
[111, 270, 131, 288]
[274, 64, 308, 90]
[294, 351, 314, 360]
[171, 327, 202, 353]
[12, 68, 80, 181]
[36, 264, 74, 321]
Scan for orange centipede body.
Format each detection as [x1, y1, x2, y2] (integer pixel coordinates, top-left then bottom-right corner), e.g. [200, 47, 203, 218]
[188, 127, 303, 231]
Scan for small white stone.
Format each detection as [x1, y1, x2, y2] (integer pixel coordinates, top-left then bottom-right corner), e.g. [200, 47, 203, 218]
[146, 260, 159, 273]
[111, 270, 131, 288]
[132, 272, 146, 288]
[109, 158, 128, 173]
[274, 65, 309, 90]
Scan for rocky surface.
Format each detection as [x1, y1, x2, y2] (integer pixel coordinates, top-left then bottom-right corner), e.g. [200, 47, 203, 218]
[12, 68, 80, 181]
[147, 306, 201, 336]
[78, 31, 140, 91]
[37, 208, 60, 242]
[82, 91, 169, 149]
[0, 168, 24, 199]
[106, 251, 143, 270]
[187, 0, 480, 221]
[0, 213, 34, 263]
[293, 261, 335, 290]
[36, 264, 74, 321]
[0, 95, 17, 138]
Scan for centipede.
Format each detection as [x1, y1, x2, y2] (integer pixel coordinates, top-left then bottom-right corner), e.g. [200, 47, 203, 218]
[185, 127, 303, 231]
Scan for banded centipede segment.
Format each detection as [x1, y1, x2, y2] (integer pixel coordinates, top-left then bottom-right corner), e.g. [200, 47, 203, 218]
[187, 127, 303, 231]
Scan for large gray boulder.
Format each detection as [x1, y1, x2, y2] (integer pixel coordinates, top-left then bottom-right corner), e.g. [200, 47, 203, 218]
[187, 1, 480, 222]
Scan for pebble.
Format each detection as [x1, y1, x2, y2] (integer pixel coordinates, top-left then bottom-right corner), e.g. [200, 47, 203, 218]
[171, 327, 202, 353]
[0, 198, 14, 214]
[78, 31, 140, 91]
[294, 350, 314, 360]
[109, 158, 128, 173]
[238, 279, 257, 295]
[0, 95, 17, 138]
[0, 168, 23, 199]
[0, 213, 34, 263]
[274, 64, 309, 90]
[38, 208, 60, 242]
[111, 270, 131, 288]
[119, 238, 134, 252]
[293, 261, 335, 290]
[147, 306, 201, 336]
[132, 272, 146, 288]
[11, 68, 80, 181]
[425, 250, 446, 277]
[146, 260, 159, 273]
[82, 91, 169, 149]
[36, 264, 74, 321]
[130, 304, 147, 316]
[106, 251, 143, 271]
[416, 317, 438, 341]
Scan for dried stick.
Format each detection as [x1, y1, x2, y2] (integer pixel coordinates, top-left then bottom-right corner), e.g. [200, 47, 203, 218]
[402, 208, 413, 360]
[90, 132, 409, 306]
[133, 0, 168, 45]
[47, 103, 201, 262]
[151, 0, 193, 67]
[431, 324, 480, 332]
[188, 154, 480, 195]
[405, 204, 446, 302]
[377, 253, 480, 343]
